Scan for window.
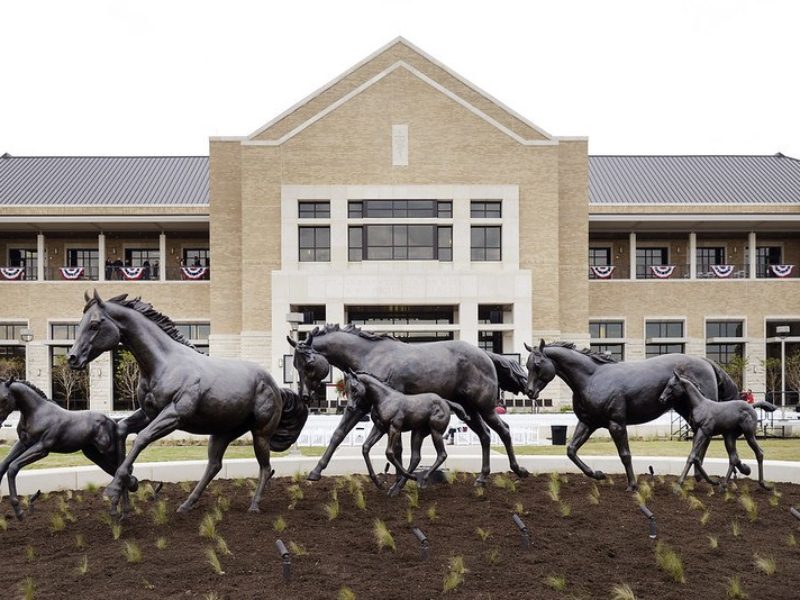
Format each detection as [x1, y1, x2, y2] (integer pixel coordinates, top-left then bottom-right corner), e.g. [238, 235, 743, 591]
[0, 345, 25, 378]
[636, 247, 668, 278]
[175, 323, 210, 342]
[478, 331, 503, 353]
[0, 322, 27, 341]
[383, 331, 454, 344]
[756, 246, 782, 277]
[51, 345, 88, 410]
[471, 226, 502, 261]
[125, 248, 160, 266]
[298, 226, 330, 262]
[348, 225, 451, 261]
[50, 323, 79, 340]
[590, 344, 624, 361]
[298, 201, 330, 219]
[645, 343, 684, 358]
[8, 249, 37, 280]
[696, 247, 725, 271]
[645, 320, 684, 339]
[348, 200, 451, 219]
[589, 248, 611, 267]
[183, 248, 210, 267]
[590, 321, 624, 339]
[479, 305, 504, 325]
[347, 305, 455, 325]
[66, 248, 99, 279]
[470, 201, 502, 218]
[291, 305, 326, 325]
[706, 320, 743, 339]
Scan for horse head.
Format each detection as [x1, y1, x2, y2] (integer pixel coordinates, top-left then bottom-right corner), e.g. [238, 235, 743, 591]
[523, 339, 556, 400]
[342, 370, 371, 412]
[0, 377, 16, 423]
[287, 337, 330, 403]
[67, 290, 122, 370]
[659, 368, 692, 405]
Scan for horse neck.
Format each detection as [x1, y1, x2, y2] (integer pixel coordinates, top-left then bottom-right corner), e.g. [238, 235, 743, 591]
[10, 384, 45, 416]
[680, 381, 706, 411]
[545, 346, 598, 395]
[107, 303, 184, 377]
[312, 332, 375, 370]
[360, 375, 393, 405]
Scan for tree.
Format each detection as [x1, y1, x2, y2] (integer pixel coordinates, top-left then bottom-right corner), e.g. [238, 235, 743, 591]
[785, 349, 800, 396]
[0, 356, 25, 379]
[52, 355, 89, 410]
[114, 349, 140, 411]
[760, 357, 782, 403]
[719, 354, 749, 390]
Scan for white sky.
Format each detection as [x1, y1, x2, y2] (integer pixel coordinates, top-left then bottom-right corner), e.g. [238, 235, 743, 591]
[2, 0, 799, 157]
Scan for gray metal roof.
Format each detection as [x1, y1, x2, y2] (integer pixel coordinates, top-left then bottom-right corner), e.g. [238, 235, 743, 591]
[0, 156, 208, 206]
[589, 154, 800, 205]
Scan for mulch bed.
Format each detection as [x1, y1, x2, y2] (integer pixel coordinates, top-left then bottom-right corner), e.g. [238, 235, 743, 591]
[0, 471, 798, 599]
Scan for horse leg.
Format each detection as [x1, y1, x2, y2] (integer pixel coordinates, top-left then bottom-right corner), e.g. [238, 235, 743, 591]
[743, 431, 770, 490]
[115, 409, 150, 491]
[250, 425, 278, 513]
[83, 443, 133, 516]
[385, 427, 415, 481]
[464, 410, 492, 486]
[481, 410, 529, 478]
[0, 440, 28, 487]
[608, 420, 637, 491]
[678, 431, 708, 486]
[308, 405, 368, 481]
[408, 430, 427, 487]
[424, 430, 448, 485]
[361, 426, 386, 490]
[6, 442, 49, 520]
[107, 404, 180, 516]
[567, 420, 603, 481]
[178, 432, 238, 513]
[690, 435, 717, 486]
[386, 435, 408, 497]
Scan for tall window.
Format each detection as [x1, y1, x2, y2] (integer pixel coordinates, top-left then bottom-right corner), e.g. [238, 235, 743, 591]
[756, 246, 782, 277]
[471, 226, 502, 261]
[590, 320, 624, 361]
[470, 201, 502, 218]
[706, 319, 745, 387]
[645, 319, 684, 357]
[589, 248, 611, 267]
[291, 305, 326, 325]
[348, 200, 451, 218]
[636, 247, 668, 278]
[298, 201, 330, 219]
[0, 322, 26, 378]
[348, 225, 451, 261]
[347, 305, 454, 325]
[124, 248, 160, 280]
[67, 248, 99, 279]
[49, 323, 87, 411]
[183, 248, 210, 267]
[298, 226, 331, 262]
[8, 249, 37, 280]
[478, 331, 503, 353]
[697, 247, 725, 277]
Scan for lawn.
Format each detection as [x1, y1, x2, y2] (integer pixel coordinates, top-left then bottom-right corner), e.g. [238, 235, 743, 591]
[494, 438, 800, 461]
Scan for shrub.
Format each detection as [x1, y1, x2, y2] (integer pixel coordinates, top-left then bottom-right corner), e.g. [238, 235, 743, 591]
[739, 495, 757, 522]
[654, 541, 685, 584]
[708, 535, 719, 550]
[544, 574, 567, 591]
[273, 516, 287, 533]
[610, 583, 637, 600]
[442, 555, 467, 592]
[373, 519, 396, 552]
[726, 575, 747, 599]
[288, 541, 308, 556]
[206, 547, 224, 575]
[50, 512, 66, 533]
[20, 577, 35, 600]
[122, 541, 142, 564]
[753, 553, 776, 575]
[199, 514, 218, 539]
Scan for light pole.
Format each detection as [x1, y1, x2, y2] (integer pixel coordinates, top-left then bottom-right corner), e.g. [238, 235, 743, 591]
[777, 325, 790, 421]
[286, 312, 304, 392]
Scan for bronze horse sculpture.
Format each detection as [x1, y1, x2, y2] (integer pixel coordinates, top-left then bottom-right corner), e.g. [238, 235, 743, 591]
[67, 291, 308, 514]
[660, 369, 775, 489]
[524, 340, 740, 491]
[344, 370, 471, 490]
[289, 324, 529, 489]
[0, 377, 139, 519]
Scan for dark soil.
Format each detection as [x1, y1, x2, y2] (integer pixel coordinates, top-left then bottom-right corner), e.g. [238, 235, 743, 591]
[0, 472, 798, 599]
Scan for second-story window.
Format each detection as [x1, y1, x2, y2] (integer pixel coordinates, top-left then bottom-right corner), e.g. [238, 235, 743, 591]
[645, 319, 685, 357]
[298, 226, 330, 262]
[590, 320, 625, 361]
[348, 225, 452, 261]
[471, 226, 502, 261]
[298, 201, 330, 219]
[470, 200, 502, 218]
[348, 200, 451, 218]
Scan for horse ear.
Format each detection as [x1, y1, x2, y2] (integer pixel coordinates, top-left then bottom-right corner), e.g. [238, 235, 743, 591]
[286, 336, 297, 348]
[538, 339, 546, 352]
[92, 289, 105, 307]
[108, 293, 128, 303]
[84, 290, 91, 303]
[8, 375, 15, 383]
[673, 369, 681, 378]
[524, 342, 533, 352]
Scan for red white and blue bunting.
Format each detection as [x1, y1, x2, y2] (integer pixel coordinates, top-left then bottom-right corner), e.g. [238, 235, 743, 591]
[181, 266, 208, 280]
[0, 267, 25, 280]
[710, 264, 735, 278]
[59, 266, 85, 280]
[590, 265, 615, 279]
[121, 267, 145, 280]
[649, 265, 676, 279]
[771, 264, 795, 278]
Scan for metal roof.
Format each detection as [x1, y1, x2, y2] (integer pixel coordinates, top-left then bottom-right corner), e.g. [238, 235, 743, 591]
[0, 156, 208, 206]
[589, 154, 800, 205]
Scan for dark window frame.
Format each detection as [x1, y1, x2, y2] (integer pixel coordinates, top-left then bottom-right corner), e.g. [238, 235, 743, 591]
[470, 200, 502, 218]
[298, 226, 331, 262]
[348, 200, 451, 219]
[471, 226, 502, 262]
[348, 225, 452, 262]
[590, 320, 624, 339]
[298, 201, 331, 219]
[645, 320, 684, 339]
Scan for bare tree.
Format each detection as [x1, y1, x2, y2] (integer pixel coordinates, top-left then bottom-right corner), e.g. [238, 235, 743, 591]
[786, 349, 800, 398]
[760, 357, 782, 403]
[0, 356, 25, 379]
[719, 354, 748, 390]
[114, 349, 140, 410]
[52, 355, 89, 409]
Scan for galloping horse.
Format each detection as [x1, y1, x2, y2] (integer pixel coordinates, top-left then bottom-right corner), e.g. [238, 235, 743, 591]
[290, 324, 529, 487]
[524, 340, 739, 490]
[67, 291, 308, 514]
[0, 377, 137, 519]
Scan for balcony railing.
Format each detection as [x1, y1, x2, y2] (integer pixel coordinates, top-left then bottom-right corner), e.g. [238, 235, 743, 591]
[588, 264, 629, 280]
[166, 265, 211, 281]
[0, 266, 35, 281]
[636, 264, 690, 280]
[757, 264, 797, 279]
[45, 266, 101, 281]
[696, 263, 749, 279]
[589, 262, 798, 280]
[0, 265, 211, 282]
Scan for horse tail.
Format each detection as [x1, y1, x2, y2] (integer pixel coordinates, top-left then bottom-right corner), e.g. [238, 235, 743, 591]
[270, 388, 310, 452]
[703, 358, 740, 402]
[445, 400, 470, 422]
[753, 401, 778, 412]
[485, 351, 527, 394]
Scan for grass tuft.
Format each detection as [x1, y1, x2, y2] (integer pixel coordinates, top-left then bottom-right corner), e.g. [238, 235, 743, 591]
[75, 534, 86, 549]
[442, 555, 468, 592]
[111, 523, 123, 540]
[544, 574, 567, 591]
[216, 496, 231, 513]
[0, 516, 6, 531]
[288, 541, 308, 556]
[739, 495, 758, 522]
[206, 547, 224, 575]
[558, 501, 572, 518]
[610, 583, 637, 600]
[84, 482, 99, 492]
[20, 577, 35, 600]
[546, 472, 561, 502]
[199, 514, 218, 539]
[487, 547, 500, 566]
[324, 490, 340, 521]
[406, 508, 414, 524]
[687, 495, 705, 512]
[426, 503, 439, 522]
[273, 516, 287, 533]
[215, 535, 232, 556]
[337, 586, 356, 600]
[291, 470, 307, 484]
[151, 500, 169, 526]
[372, 519, 396, 552]
[122, 540, 142, 563]
[708, 535, 719, 550]
[786, 533, 797, 547]
[731, 519, 741, 537]
[287, 484, 304, 509]
[475, 527, 492, 541]
[203, 593, 221, 600]
[473, 486, 485, 499]
[353, 488, 367, 511]
[135, 482, 155, 503]
[50, 512, 66, 533]
[77, 554, 89, 576]
[588, 483, 601, 505]
[492, 473, 518, 493]
[654, 541, 685, 584]
[700, 511, 711, 526]
[405, 484, 420, 508]
[753, 553, 776, 575]
[726, 575, 747, 599]
[25, 545, 35, 561]
[155, 537, 168, 550]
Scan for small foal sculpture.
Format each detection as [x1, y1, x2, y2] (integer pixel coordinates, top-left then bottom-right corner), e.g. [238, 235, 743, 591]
[659, 369, 775, 489]
[0, 377, 137, 519]
[344, 371, 470, 490]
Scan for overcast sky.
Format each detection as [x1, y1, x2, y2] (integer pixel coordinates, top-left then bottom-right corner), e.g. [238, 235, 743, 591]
[2, 0, 798, 157]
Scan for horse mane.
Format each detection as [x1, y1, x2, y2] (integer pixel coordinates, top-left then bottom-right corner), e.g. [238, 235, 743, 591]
[545, 341, 618, 364]
[307, 323, 399, 343]
[84, 294, 200, 353]
[10, 379, 53, 402]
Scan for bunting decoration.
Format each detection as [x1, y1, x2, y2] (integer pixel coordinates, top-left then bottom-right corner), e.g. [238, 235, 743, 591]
[59, 267, 85, 280]
[121, 267, 146, 280]
[181, 266, 208, 280]
[710, 264, 735, 278]
[590, 265, 615, 279]
[649, 265, 676, 279]
[0, 267, 25, 280]
[770, 264, 795, 278]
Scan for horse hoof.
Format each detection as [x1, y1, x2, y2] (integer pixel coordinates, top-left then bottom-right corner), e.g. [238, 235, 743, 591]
[248, 505, 261, 513]
[515, 466, 530, 479]
[738, 464, 752, 476]
[759, 482, 773, 491]
[626, 484, 639, 493]
[307, 470, 322, 482]
[387, 485, 402, 498]
[14, 510, 25, 521]
[474, 476, 488, 487]
[592, 471, 606, 481]
[128, 476, 139, 492]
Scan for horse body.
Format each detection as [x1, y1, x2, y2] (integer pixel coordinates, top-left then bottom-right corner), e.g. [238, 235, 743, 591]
[525, 340, 739, 490]
[292, 324, 527, 484]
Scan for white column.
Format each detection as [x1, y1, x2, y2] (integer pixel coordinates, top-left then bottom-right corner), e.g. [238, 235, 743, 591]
[629, 232, 637, 280]
[689, 232, 697, 279]
[36, 233, 45, 281]
[460, 301, 479, 346]
[748, 231, 757, 279]
[159, 232, 167, 281]
[98, 232, 106, 281]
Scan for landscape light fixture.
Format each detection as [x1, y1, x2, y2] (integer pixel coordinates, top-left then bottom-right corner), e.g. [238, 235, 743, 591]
[19, 327, 33, 343]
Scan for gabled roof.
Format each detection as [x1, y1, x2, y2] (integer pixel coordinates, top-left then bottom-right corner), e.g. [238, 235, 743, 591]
[589, 154, 800, 205]
[239, 37, 557, 146]
[0, 155, 209, 206]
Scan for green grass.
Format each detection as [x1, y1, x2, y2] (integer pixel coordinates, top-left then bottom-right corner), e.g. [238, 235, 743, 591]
[493, 438, 800, 461]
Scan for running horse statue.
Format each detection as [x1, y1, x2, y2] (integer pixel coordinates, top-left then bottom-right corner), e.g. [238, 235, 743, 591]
[524, 340, 740, 491]
[67, 291, 308, 514]
[289, 324, 529, 490]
